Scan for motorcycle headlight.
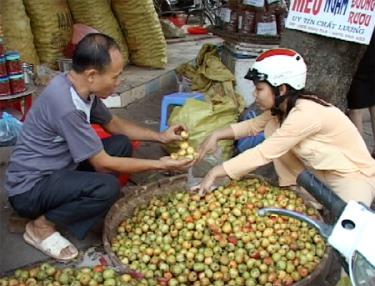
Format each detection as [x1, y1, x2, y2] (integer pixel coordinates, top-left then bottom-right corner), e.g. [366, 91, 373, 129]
[351, 251, 375, 286]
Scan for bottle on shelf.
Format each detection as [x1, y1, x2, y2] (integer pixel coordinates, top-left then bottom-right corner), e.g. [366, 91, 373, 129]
[5, 51, 22, 75]
[242, 0, 266, 11]
[0, 56, 7, 77]
[225, 7, 238, 32]
[0, 38, 4, 56]
[0, 76, 11, 96]
[239, 8, 256, 34]
[9, 73, 26, 94]
[256, 13, 278, 36]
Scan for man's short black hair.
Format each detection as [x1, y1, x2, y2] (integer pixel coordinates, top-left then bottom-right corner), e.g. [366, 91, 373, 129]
[72, 33, 121, 74]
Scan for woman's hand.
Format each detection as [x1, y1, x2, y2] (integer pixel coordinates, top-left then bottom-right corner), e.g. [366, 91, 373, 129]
[197, 133, 219, 162]
[159, 124, 187, 144]
[193, 164, 228, 196]
[159, 156, 194, 171]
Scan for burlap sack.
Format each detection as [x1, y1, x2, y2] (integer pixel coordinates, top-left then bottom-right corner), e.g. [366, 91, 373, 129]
[0, 14, 3, 37]
[112, 0, 167, 68]
[24, 0, 73, 68]
[67, 0, 129, 64]
[160, 19, 186, 39]
[1, 0, 39, 65]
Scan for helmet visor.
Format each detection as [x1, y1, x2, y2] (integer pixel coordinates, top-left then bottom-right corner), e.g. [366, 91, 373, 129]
[244, 68, 268, 82]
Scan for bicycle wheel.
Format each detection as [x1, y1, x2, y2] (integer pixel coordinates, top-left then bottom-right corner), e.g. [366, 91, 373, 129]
[186, 9, 214, 26]
[153, 0, 162, 15]
[153, 0, 174, 16]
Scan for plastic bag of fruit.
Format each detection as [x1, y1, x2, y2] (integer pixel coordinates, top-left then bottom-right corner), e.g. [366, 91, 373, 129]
[167, 98, 238, 160]
[191, 148, 223, 178]
[186, 148, 225, 190]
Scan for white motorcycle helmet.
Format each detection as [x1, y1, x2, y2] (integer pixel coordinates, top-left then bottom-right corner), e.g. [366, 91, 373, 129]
[245, 48, 307, 90]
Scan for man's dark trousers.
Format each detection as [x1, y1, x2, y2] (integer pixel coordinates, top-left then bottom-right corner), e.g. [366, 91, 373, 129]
[9, 135, 132, 239]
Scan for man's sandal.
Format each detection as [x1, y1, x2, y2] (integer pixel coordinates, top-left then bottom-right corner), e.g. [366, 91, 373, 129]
[23, 230, 78, 261]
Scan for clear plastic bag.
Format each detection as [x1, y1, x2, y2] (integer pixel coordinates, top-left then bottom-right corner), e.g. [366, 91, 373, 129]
[187, 148, 230, 191]
[0, 112, 22, 147]
[191, 149, 223, 178]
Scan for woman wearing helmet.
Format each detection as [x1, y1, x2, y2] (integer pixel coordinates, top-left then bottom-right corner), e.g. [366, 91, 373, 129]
[196, 48, 375, 207]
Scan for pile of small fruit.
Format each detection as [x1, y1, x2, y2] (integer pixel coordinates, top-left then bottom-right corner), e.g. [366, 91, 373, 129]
[170, 131, 198, 160]
[0, 264, 141, 286]
[110, 178, 326, 286]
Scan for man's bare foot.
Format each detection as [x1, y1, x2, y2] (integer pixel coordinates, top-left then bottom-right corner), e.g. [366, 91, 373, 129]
[26, 216, 77, 259]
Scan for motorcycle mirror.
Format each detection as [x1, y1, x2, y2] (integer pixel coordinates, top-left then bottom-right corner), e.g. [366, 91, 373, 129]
[350, 251, 375, 286]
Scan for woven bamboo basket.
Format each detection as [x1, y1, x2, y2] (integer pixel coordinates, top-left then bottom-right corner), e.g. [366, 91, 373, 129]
[103, 174, 334, 284]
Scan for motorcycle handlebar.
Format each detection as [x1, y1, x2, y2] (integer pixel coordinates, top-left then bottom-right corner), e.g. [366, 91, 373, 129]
[296, 170, 346, 219]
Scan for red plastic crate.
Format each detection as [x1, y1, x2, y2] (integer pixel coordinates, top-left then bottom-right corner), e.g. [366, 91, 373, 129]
[164, 15, 187, 28]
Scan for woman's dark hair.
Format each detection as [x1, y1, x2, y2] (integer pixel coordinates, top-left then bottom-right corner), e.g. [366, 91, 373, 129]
[272, 84, 331, 123]
[72, 33, 120, 74]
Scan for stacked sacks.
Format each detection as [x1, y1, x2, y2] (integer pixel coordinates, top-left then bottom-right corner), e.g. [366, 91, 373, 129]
[112, 0, 167, 69]
[2, 0, 40, 65]
[0, 14, 3, 37]
[67, 0, 129, 64]
[23, 0, 72, 68]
